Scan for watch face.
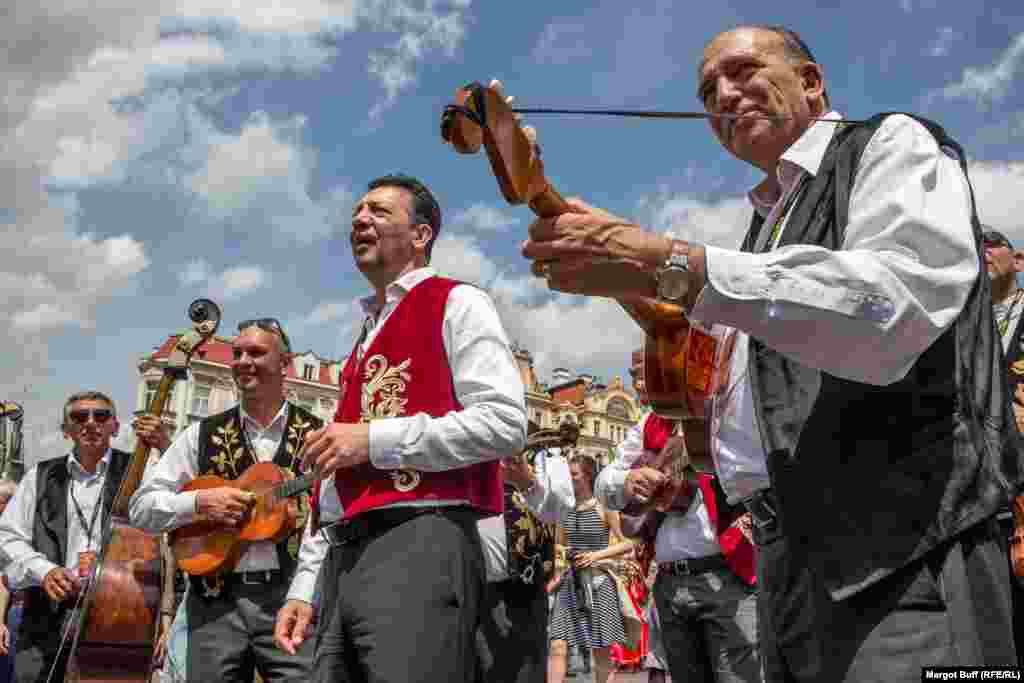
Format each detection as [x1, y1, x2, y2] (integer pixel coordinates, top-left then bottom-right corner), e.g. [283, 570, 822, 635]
[658, 270, 689, 300]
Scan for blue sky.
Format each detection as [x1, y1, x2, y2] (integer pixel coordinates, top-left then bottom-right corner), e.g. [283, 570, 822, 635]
[3, 0, 1023, 463]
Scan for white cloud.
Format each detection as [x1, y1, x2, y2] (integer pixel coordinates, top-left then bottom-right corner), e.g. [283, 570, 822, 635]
[364, 1, 470, 117]
[302, 299, 361, 326]
[179, 258, 212, 286]
[968, 160, 1024, 241]
[12, 304, 77, 332]
[533, 20, 593, 65]
[924, 27, 956, 58]
[933, 32, 1024, 103]
[450, 203, 519, 232]
[637, 192, 752, 249]
[212, 265, 268, 300]
[432, 233, 499, 285]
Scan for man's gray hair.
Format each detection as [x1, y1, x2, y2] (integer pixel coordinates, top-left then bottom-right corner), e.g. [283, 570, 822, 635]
[62, 390, 117, 425]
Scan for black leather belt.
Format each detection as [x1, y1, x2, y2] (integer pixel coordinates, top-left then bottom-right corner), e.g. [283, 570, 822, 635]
[230, 569, 284, 585]
[321, 506, 478, 547]
[657, 555, 728, 576]
[742, 488, 781, 545]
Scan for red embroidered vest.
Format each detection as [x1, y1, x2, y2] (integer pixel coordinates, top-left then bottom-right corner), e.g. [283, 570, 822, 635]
[323, 276, 503, 520]
[642, 413, 756, 586]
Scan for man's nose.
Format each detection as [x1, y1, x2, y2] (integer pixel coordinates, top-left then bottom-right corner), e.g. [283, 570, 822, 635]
[714, 76, 742, 111]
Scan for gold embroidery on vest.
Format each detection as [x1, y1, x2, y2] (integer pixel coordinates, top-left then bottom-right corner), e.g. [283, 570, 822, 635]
[209, 420, 244, 477]
[360, 354, 420, 491]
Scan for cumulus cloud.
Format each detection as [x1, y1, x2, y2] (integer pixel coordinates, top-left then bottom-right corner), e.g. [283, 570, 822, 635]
[637, 192, 752, 248]
[181, 264, 268, 301]
[449, 203, 519, 232]
[932, 32, 1024, 103]
[968, 160, 1024, 240]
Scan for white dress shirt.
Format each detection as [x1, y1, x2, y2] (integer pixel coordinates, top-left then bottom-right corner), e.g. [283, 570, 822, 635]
[477, 451, 575, 583]
[129, 402, 326, 603]
[0, 450, 113, 590]
[595, 413, 721, 562]
[354, 267, 527, 480]
[690, 112, 978, 503]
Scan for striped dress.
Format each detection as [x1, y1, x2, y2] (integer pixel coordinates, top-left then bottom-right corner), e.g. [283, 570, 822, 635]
[549, 503, 626, 650]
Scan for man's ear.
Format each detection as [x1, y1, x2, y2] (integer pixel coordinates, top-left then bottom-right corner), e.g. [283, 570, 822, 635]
[800, 62, 826, 108]
[413, 223, 434, 254]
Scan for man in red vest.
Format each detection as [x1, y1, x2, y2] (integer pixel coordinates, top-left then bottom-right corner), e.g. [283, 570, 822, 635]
[278, 174, 527, 682]
[595, 350, 759, 683]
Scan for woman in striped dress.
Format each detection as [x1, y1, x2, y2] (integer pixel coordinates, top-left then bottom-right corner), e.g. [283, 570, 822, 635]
[548, 453, 634, 683]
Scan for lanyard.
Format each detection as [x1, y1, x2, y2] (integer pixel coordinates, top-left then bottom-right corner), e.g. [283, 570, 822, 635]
[998, 290, 1024, 346]
[68, 470, 106, 551]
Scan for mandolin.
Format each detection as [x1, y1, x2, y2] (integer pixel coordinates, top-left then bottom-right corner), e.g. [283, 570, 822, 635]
[441, 81, 733, 472]
[169, 462, 314, 576]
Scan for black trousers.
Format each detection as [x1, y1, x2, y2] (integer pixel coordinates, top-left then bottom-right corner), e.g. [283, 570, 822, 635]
[186, 578, 314, 682]
[997, 513, 1024, 663]
[12, 605, 70, 683]
[758, 516, 1016, 683]
[476, 576, 548, 683]
[314, 510, 486, 683]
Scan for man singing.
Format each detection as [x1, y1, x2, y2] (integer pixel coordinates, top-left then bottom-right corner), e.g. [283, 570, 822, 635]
[297, 173, 527, 682]
[521, 24, 1019, 682]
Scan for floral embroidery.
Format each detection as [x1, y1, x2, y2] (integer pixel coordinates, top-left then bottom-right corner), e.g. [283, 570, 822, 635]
[360, 354, 412, 422]
[208, 420, 245, 478]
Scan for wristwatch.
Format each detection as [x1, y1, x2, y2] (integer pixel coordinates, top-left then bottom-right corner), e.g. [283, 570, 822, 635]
[656, 239, 690, 303]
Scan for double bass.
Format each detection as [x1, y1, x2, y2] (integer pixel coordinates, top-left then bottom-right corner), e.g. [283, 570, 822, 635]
[62, 299, 220, 682]
[440, 82, 731, 476]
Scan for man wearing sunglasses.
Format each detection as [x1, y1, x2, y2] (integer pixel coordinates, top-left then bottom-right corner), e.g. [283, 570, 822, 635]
[982, 227, 1024, 660]
[130, 318, 325, 682]
[289, 173, 527, 683]
[0, 391, 134, 682]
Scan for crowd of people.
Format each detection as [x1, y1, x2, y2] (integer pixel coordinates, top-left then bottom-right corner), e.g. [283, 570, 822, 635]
[0, 21, 1020, 683]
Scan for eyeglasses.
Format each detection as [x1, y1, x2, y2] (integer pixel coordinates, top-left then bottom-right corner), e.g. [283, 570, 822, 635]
[68, 409, 114, 425]
[238, 318, 292, 352]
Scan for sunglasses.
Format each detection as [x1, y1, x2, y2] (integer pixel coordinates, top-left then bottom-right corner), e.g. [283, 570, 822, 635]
[68, 409, 114, 425]
[238, 318, 292, 352]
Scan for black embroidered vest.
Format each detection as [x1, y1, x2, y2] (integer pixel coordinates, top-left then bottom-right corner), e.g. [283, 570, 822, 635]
[19, 449, 132, 648]
[502, 455, 557, 584]
[742, 113, 1022, 599]
[196, 403, 323, 575]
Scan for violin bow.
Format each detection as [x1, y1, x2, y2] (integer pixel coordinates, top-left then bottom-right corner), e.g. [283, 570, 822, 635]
[510, 107, 865, 124]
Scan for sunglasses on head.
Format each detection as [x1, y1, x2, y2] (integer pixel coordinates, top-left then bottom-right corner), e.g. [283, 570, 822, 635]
[68, 409, 114, 425]
[238, 318, 292, 352]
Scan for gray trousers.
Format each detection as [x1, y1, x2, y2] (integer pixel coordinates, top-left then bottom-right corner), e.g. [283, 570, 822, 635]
[186, 579, 314, 682]
[758, 517, 1016, 683]
[476, 577, 548, 683]
[653, 564, 761, 683]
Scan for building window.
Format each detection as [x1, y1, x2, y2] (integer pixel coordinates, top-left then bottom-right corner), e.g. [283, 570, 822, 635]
[606, 397, 631, 420]
[190, 385, 211, 419]
[592, 421, 601, 437]
[303, 364, 315, 381]
[146, 382, 175, 412]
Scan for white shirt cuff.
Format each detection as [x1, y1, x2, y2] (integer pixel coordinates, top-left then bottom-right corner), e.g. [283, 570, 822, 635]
[286, 573, 317, 604]
[369, 418, 412, 470]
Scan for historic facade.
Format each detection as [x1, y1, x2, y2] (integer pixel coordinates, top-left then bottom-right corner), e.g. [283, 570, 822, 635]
[136, 335, 641, 465]
[512, 343, 642, 466]
[135, 334, 345, 437]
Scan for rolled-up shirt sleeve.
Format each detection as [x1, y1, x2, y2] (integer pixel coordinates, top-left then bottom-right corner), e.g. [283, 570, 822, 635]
[691, 115, 978, 386]
[595, 417, 647, 511]
[129, 424, 202, 533]
[369, 284, 528, 471]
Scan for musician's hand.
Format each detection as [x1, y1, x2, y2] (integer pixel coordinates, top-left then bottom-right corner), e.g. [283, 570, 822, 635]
[195, 487, 256, 527]
[523, 199, 707, 303]
[0, 623, 9, 656]
[274, 599, 315, 655]
[132, 414, 171, 454]
[625, 467, 668, 505]
[302, 423, 370, 479]
[501, 457, 535, 491]
[42, 566, 81, 603]
[152, 616, 172, 666]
